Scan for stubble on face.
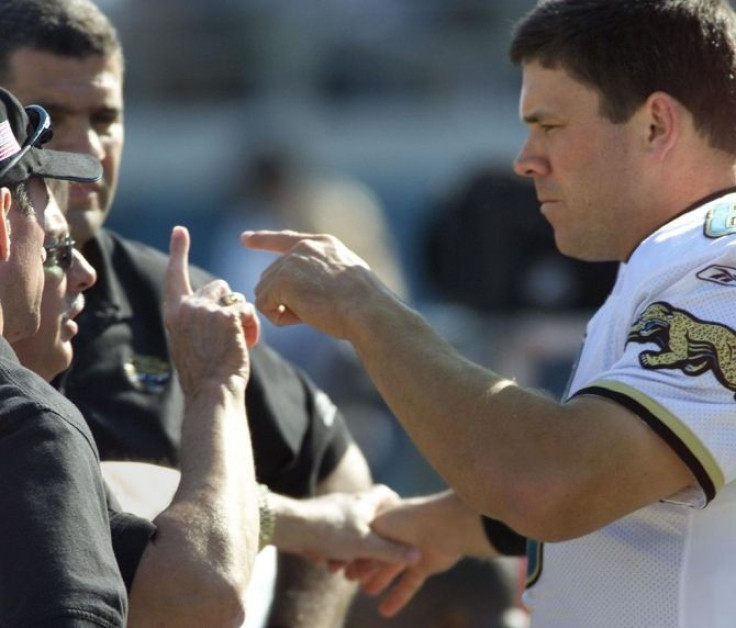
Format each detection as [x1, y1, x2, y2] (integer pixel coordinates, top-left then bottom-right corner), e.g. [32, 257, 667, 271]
[516, 63, 641, 263]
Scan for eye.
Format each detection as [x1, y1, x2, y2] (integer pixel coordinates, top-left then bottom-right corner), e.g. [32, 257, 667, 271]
[92, 109, 120, 133]
[43, 236, 76, 272]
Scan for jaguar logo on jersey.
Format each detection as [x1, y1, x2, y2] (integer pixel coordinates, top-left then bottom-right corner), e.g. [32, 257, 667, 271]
[696, 265, 736, 287]
[627, 302, 736, 397]
[124, 355, 171, 394]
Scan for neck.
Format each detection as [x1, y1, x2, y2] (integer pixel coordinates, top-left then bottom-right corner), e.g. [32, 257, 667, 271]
[621, 169, 736, 262]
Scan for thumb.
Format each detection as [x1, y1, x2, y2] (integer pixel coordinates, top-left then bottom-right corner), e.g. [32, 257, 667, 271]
[165, 226, 193, 306]
[364, 484, 402, 514]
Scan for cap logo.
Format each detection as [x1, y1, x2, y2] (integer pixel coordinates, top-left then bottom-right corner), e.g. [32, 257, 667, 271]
[0, 120, 20, 161]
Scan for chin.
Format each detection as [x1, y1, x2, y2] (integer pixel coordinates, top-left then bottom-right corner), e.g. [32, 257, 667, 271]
[553, 234, 584, 260]
[49, 345, 73, 380]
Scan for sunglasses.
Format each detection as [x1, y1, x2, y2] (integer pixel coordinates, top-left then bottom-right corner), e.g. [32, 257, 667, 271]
[44, 235, 75, 273]
[0, 105, 53, 181]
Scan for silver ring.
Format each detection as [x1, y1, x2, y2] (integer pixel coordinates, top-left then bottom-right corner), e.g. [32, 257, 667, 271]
[219, 292, 242, 306]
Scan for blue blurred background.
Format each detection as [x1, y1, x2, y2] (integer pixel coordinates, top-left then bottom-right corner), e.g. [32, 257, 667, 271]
[102, 0, 529, 287]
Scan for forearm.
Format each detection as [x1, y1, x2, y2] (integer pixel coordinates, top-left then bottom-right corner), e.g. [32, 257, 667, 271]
[269, 491, 328, 555]
[430, 490, 501, 560]
[267, 444, 371, 627]
[346, 294, 560, 522]
[267, 443, 388, 557]
[129, 380, 258, 626]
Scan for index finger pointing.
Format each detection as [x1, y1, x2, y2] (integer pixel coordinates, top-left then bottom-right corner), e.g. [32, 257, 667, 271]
[240, 229, 315, 254]
[165, 226, 193, 304]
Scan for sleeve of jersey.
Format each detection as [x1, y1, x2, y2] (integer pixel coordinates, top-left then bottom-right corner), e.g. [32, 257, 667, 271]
[0, 411, 128, 627]
[570, 277, 736, 508]
[246, 343, 353, 497]
[480, 516, 528, 556]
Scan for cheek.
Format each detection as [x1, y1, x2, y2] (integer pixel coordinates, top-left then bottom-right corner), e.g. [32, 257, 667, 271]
[102, 137, 123, 180]
[40, 275, 66, 313]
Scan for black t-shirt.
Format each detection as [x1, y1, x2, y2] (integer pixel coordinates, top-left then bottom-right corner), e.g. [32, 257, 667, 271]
[0, 338, 130, 627]
[54, 229, 352, 497]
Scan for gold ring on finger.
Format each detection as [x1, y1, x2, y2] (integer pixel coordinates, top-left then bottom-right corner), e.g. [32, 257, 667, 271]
[219, 292, 242, 306]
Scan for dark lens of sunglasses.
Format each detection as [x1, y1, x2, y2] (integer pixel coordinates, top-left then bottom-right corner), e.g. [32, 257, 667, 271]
[44, 238, 75, 272]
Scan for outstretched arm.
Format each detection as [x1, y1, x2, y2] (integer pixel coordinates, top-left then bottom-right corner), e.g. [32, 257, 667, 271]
[127, 226, 260, 627]
[241, 231, 695, 542]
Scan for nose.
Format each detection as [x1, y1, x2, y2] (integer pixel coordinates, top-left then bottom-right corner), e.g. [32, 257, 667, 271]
[513, 139, 549, 179]
[54, 121, 105, 162]
[68, 248, 97, 292]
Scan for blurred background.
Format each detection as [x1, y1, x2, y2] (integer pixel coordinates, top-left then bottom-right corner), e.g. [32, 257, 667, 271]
[96, 1, 619, 625]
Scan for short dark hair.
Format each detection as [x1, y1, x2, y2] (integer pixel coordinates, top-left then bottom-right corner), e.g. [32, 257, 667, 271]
[510, 0, 736, 154]
[0, 0, 122, 82]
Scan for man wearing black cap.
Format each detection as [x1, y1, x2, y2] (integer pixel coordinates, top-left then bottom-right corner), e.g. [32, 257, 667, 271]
[0, 86, 263, 626]
[0, 86, 130, 626]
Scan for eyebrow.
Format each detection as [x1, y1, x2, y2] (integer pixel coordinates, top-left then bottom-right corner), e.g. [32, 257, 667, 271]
[39, 102, 122, 118]
[522, 109, 555, 124]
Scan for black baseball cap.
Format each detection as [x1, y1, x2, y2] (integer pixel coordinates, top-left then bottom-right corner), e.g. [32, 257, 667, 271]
[0, 87, 102, 186]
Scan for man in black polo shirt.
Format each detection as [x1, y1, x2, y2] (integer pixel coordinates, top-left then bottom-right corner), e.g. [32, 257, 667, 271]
[1, 84, 265, 625]
[0, 1, 415, 625]
[0, 86, 131, 626]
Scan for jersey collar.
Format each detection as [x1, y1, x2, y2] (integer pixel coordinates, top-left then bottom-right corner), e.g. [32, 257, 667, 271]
[624, 185, 736, 263]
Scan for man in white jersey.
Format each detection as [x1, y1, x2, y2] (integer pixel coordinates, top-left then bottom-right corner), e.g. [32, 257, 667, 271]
[237, 0, 736, 626]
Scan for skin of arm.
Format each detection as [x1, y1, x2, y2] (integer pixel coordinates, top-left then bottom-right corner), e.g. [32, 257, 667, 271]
[103, 445, 419, 626]
[241, 231, 695, 543]
[101, 454, 417, 566]
[127, 227, 260, 627]
[266, 442, 386, 628]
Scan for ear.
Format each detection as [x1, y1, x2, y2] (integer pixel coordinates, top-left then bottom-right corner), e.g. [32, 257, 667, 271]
[0, 187, 10, 263]
[642, 92, 681, 161]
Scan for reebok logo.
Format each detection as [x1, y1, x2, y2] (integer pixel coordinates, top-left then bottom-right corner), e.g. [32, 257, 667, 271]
[696, 265, 736, 286]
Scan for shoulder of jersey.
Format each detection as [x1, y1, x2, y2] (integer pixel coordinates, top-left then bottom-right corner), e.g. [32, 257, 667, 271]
[704, 194, 736, 239]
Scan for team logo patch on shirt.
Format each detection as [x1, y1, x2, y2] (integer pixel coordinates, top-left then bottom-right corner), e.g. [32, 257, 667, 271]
[705, 203, 736, 238]
[124, 355, 171, 394]
[627, 302, 736, 397]
[696, 265, 736, 286]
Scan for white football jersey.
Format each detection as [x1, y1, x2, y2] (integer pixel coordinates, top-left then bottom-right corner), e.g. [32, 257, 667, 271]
[523, 190, 736, 628]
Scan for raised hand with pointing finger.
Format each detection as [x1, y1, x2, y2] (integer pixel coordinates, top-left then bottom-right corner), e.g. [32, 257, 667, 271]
[240, 230, 386, 340]
[166, 225, 260, 395]
[125, 225, 260, 627]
